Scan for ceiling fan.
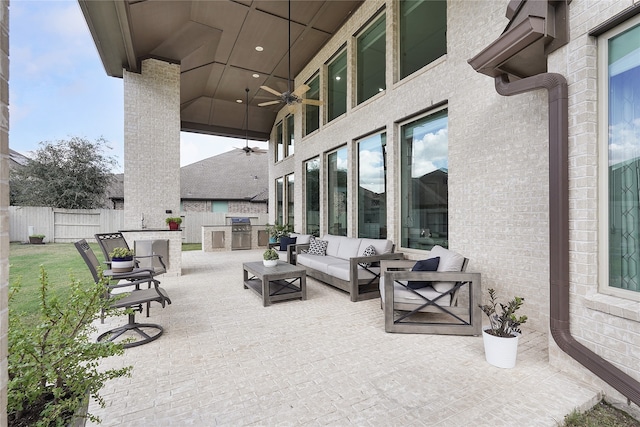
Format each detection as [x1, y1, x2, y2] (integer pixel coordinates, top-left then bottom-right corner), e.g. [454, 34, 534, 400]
[237, 88, 267, 156]
[258, 0, 323, 113]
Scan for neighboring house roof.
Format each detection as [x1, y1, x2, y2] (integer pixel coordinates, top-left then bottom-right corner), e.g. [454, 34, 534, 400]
[108, 149, 269, 202]
[9, 149, 29, 168]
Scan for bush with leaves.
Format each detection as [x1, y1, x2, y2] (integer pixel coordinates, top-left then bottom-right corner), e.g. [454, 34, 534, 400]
[8, 266, 132, 427]
[10, 136, 117, 209]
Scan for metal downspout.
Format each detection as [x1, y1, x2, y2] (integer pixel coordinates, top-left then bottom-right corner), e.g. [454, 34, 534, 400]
[494, 73, 640, 406]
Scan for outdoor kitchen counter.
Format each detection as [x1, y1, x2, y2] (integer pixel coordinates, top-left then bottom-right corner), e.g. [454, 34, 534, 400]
[120, 229, 182, 276]
[202, 225, 270, 252]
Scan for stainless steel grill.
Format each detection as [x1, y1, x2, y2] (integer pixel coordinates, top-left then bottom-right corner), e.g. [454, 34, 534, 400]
[230, 217, 251, 250]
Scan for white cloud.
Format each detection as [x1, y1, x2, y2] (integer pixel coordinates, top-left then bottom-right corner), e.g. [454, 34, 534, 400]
[609, 118, 640, 166]
[411, 127, 448, 177]
[359, 149, 385, 193]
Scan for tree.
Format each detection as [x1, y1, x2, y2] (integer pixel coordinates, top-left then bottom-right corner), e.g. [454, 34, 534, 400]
[11, 137, 117, 209]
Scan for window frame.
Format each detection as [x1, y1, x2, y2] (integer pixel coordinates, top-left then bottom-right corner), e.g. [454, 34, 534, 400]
[327, 48, 348, 122]
[598, 13, 640, 300]
[357, 131, 387, 238]
[304, 73, 320, 136]
[356, 12, 386, 105]
[327, 146, 349, 236]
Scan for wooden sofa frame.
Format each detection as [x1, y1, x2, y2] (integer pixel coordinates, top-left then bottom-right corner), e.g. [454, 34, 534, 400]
[295, 243, 404, 302]
[381, 259, 482, 335]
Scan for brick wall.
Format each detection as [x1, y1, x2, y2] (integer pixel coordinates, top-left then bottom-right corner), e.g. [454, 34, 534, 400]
[123, 59, 181, 229]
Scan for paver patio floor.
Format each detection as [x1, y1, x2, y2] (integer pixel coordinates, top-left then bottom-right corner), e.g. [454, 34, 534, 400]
[88, 249, 602, 426]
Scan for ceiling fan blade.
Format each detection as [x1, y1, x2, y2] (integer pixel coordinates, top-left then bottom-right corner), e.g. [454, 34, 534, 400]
[292, 84, 310, 97]
[260, 85, 282, 97]
[258, 100, 282, 107]
[251, 147, 268, 154]
[287, 103, 297, 114]
[302, 99, 323, 106]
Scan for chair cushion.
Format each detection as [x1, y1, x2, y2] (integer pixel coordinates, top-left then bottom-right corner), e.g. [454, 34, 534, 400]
[429, 245, 465, 293]
[407, 257, 440, 289]
[380, 277, 452, 307]
[307, 238, 328, 256]
[279, 236, 297, 251]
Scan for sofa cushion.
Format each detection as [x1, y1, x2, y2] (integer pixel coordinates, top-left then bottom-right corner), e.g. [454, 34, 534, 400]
[297, 253, 344, 274]
[279, 236, 297, 251]
[335, 237, 362, 260]
[380, 277, 452, 306]
[358, 238, 393, 256]
[327, 262, 379, 282]
[429, 245, 465, 293]
[407, 257, 440, 289]
[323, 234, 344, 258]
[307, 238, 328, 256]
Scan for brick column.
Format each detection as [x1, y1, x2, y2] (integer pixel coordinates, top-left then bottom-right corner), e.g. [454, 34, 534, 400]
[123, 59, 181, 229]
[0, 0, 8, 423]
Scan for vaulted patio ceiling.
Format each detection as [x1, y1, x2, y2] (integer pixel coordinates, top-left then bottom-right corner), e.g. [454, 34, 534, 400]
[79, 0, 363, 141]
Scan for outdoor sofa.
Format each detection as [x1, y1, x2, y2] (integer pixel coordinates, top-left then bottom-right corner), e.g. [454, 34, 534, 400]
[295, 234, 404, 302]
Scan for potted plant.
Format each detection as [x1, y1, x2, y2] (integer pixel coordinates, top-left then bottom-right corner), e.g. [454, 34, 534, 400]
[109, 247, 135, 273]
[265, 223, 292, 243]
[165, 217, 182, 230]
[479, 288, 528, 368]
[28, 234, 45, 244]
[8, 266, 132, 426]
[263, 248, 280, 267]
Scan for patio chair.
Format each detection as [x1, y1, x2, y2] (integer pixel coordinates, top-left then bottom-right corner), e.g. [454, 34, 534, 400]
[95, 232, 167, 275]
[75, 239, 172, 348]
[379, 245, 482, 336]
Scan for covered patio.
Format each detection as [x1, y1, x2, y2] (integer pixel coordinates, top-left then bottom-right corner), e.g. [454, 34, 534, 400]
[88, 249, 601, 426]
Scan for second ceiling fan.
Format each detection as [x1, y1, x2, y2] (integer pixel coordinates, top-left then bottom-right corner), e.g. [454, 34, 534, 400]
[258, 0, 323, 113]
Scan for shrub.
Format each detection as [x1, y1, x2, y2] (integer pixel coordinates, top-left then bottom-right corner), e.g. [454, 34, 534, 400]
[8, 266, 132, 426]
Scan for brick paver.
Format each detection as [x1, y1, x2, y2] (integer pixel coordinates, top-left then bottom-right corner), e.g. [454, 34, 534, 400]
[88, 250, 601, 426]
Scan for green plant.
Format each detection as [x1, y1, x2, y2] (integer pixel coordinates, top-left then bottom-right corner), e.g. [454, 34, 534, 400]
[29, 234, 45, 239]
[108, 247, 134, 259]
[165, 217, 182, 225]
[479, 288, 527, 338]
[8, 266, 132, 426]
[265, 223, 292, 240]
[263, 248, 280, 261]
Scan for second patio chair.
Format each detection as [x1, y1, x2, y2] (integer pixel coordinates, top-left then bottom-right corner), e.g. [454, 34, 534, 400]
[75, 239, 172, 348]
[95, 232, 167, 275]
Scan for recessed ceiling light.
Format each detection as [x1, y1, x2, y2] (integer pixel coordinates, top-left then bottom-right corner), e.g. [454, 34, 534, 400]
[252, 74, 260, 78]
[236, 99, 243, 103]
[255, 46, 263, 52]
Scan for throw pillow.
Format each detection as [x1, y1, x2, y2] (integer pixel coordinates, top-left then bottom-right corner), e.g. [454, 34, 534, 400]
[407, 257, 440, 289]
[360, 245, 376, 267]
[307, 238, 328, 256]
[279, 236, 297, 252]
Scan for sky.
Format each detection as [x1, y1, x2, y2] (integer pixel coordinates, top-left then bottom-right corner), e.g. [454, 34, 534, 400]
[9, 0, 267, 173]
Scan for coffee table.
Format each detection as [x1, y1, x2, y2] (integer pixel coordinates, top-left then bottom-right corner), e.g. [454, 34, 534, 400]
[243, 261, 307, 306]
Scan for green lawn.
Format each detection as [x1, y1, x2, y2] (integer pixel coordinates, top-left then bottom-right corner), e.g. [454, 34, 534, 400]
[8, 241, 201, 324]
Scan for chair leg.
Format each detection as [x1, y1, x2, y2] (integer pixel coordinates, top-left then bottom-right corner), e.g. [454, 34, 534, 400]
[97, 312, 163, 348]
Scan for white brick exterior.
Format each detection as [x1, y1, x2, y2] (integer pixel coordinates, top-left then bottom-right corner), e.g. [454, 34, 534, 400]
[267, 0, 640, 408]
[123, 59, 181, 230]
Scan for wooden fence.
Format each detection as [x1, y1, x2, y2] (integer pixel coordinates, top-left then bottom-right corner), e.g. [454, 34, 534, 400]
[9, 206, 268, 244]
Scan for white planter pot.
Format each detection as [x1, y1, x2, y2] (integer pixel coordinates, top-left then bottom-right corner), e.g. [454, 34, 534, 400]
[263, 259, 278, 267]
[482, 327, 520, 368]
[111, 259, 134, 273]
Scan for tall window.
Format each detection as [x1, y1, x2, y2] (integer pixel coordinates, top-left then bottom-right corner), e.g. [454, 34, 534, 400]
[357, 13, 386, 104]
[286, 114, 294, 156]
[358, 133, 387, 238]
[287, 174, 295, 227]
[275, 121, 284, 162]
[306, 158, 320, 236]
[305, 74, 320, 135]
[328, 50, 347, 122]
[400, 0, 447, 79]
[328, 147, 348, 236]
[400, 108, 448, 250]
[276, 177, 284, 225]
[600, 17, 640, 294]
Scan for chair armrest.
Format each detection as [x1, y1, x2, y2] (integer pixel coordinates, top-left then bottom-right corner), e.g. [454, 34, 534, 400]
[268, 242, 280, 249]
[350, 252, 404, 266]
[134, 254, 167, 270]
[292, 243, 310, 253]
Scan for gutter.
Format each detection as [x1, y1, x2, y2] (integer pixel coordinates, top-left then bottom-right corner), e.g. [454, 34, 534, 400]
[494, 73, 640, 406]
